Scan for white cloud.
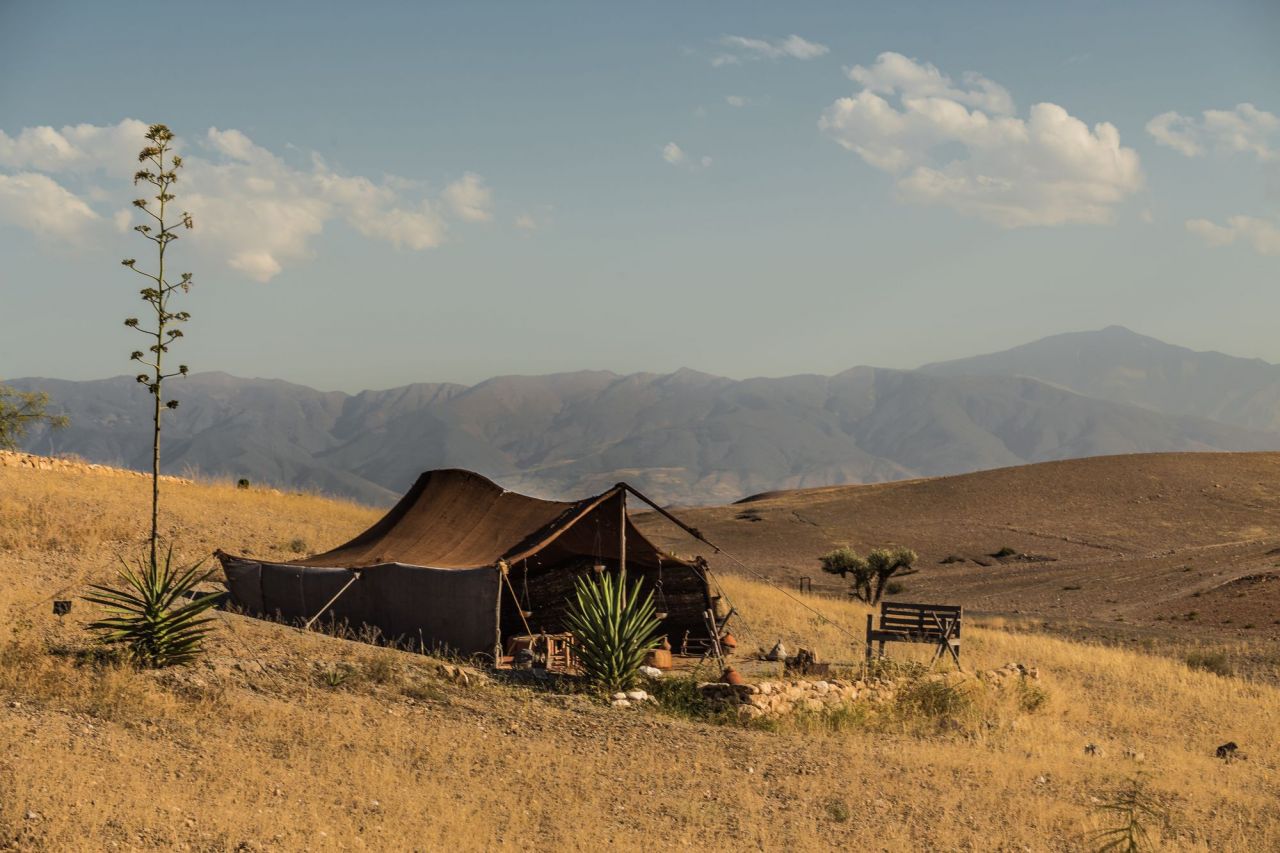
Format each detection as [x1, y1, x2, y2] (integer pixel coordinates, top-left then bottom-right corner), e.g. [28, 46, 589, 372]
[0, 119, 494, 281]
[820, 52, 1143, 227]
[725, 95, 749, 108]
[514, 213, 538, 231]
[662, 142, 711, 171]
[846, 52, 1014, 115]
[1186, 215, 1280, 256]
[442, 172, 493, 223]
[712, 34, 828, 67]
[0, 172, 101, 240]
[1148, 104, 1279, 161]
[0, 119, 149, 174]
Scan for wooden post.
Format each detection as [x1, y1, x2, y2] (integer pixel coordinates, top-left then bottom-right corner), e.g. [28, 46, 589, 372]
[618, 489, 627, 607]
[865, 612, 874, 663]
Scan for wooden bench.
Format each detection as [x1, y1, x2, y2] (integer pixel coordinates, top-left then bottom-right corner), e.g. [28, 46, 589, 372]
[865, 601, 962, 668]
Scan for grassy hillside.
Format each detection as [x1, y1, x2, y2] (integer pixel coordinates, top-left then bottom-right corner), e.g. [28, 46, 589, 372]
[1, 455, 1278, 850]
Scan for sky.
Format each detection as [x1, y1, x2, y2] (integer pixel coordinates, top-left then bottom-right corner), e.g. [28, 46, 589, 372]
[1, 0, 1278, 392]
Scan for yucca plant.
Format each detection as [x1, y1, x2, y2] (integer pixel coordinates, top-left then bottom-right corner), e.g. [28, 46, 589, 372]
[565, 571, 661, 694]
[84, 545, 220, 667]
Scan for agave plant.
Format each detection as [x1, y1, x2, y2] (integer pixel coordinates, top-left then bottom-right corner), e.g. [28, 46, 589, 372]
[84, 545, 221, 667]
[565, 571, 661, 693]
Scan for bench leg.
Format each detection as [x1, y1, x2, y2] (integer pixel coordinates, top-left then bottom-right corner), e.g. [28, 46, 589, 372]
[865, 614, 873, 663]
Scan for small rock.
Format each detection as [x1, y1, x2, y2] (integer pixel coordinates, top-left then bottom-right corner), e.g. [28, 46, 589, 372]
[611, 692, 628, 701]
[765, 641, 787, 661]
[624, 689, 648, 702]
[640, 666, 664, 679]
[8, 701, 20, 709]
[25, 811, 42, 822]
[610, 698, 632, 709]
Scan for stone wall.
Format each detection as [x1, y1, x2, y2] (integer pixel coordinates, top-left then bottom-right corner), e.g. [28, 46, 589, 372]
[0, 450, 191, 485]
[698, 662, 1040, 721]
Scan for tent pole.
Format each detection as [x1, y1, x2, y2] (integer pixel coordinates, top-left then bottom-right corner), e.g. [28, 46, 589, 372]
[494, 561, 507, 665]
[619, 489, 627, 607]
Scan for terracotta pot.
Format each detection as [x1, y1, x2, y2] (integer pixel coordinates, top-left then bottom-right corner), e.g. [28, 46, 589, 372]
[720, 632, 737, 651]
[645, 648, 673, 670]
[722, 666, 744, 686]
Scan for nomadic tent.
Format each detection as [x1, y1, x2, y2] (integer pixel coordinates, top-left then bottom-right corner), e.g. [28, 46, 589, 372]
[217, 469, 714, 659]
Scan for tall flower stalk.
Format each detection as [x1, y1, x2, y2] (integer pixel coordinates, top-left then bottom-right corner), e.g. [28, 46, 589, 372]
[88, 124, 216, 668]
[121, 124, 193, 568]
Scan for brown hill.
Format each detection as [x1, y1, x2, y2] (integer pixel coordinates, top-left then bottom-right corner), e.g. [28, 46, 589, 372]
[636, 452, 1280, 638]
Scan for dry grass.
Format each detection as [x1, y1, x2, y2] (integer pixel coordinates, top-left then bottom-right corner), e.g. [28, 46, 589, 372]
[1, 461, 1277, 851]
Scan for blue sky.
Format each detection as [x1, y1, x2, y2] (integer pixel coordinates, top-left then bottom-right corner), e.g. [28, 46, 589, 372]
[1, 1, 1277, 391]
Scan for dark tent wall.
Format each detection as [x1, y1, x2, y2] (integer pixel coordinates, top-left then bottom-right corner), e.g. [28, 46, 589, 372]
[222, 555, 501, 656]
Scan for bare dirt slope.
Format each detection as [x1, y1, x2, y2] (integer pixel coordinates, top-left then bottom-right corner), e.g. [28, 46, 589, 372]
[637, 452, 1280, 639]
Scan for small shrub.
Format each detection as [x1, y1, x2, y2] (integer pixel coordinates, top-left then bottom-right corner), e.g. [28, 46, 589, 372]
[237, 478, 250, 490]
[1017, 678, 1049, 713]
[361, 652, 400, 685]
[648, 676, 726, 722]
[1086, 775, 1168, 852]
[1062, 584, 1083, 591]
[939, 554, 965, 565]
[318, 664, 354, 688]
[824, 798, 851, 823]
[288, 537, 309, 553]
[991, 546, 1018, 559]
[884, 581, 906, 596]
[1185, 651, 1232, 677]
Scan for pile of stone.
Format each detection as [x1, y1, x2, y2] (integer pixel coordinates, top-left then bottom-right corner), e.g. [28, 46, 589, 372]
[698, 677, 900, 721]
[977, 661, 1041, 683]
[610, 689, 655, 708]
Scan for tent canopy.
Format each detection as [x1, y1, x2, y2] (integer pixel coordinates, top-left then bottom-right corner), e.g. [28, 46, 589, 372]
[284, 468, 670, 571]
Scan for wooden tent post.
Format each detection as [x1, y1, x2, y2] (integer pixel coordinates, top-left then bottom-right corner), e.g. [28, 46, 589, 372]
[619, 489, 627, 607]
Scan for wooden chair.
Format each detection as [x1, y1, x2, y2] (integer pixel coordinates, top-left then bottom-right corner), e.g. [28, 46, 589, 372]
[865, 601, 962, 669]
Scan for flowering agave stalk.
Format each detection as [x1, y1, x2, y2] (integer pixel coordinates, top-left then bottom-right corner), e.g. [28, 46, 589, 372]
[565, 572, 661, 694]
[121, 124, 194, 570]
[88, 124, 216, 667]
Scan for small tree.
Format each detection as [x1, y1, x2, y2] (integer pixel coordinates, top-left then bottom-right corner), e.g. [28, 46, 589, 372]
[0, 385, 68, 450]
[820, 545, 917, 604]
[87, 124, 218, 667]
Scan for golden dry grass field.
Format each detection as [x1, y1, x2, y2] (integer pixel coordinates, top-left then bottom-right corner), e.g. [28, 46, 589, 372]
[2, 453, 1279, 851]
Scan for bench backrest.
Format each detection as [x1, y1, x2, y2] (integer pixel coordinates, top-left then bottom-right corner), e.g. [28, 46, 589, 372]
[877, 601, 962, 638]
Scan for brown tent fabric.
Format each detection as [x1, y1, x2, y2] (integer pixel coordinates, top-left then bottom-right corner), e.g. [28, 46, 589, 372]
[283, 468, 667, 571]
[217, 469, 711, 658]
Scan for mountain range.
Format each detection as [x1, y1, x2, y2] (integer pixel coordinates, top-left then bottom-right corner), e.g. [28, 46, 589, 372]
[12, 326, 1280, 505]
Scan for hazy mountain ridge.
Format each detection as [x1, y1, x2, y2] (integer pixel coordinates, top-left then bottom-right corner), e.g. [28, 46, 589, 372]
[13, 328, 1280, 505]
